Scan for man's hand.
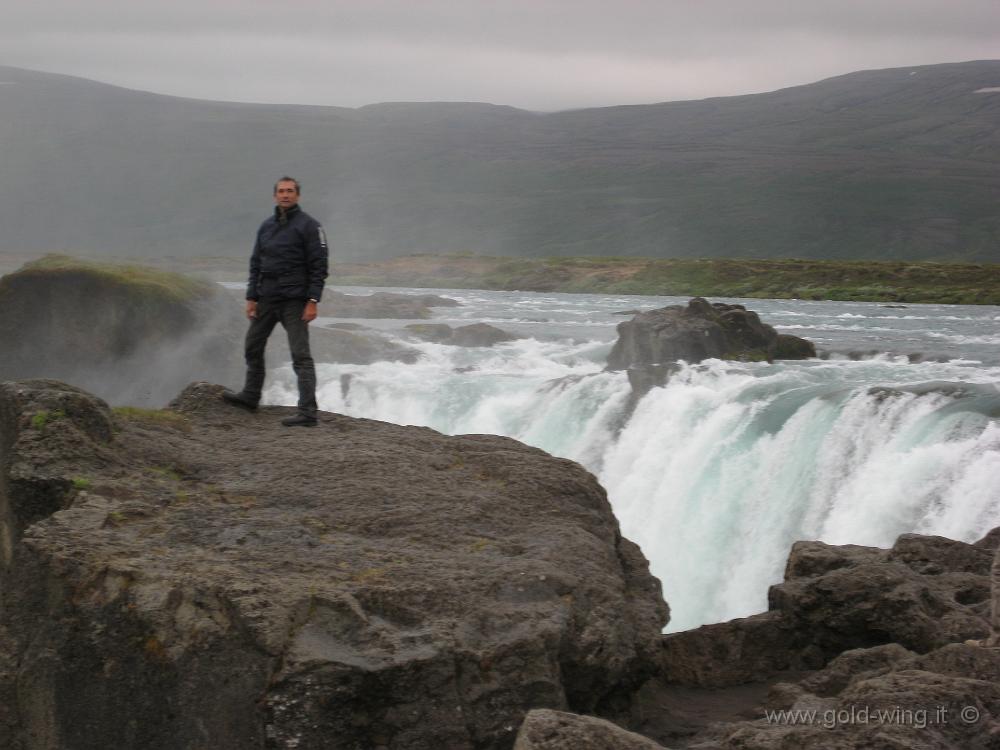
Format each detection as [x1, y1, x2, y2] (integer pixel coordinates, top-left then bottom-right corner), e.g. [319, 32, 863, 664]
[246, 300, 257, 319]
[302, 300, 318, 322]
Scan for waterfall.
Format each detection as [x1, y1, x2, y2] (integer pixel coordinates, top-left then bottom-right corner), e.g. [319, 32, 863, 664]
[261, 294, 1000, 632]
[599, 358, 1000, 631]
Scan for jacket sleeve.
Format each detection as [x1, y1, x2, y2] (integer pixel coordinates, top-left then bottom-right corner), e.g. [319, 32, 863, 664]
[246, 231, 261, 301]
[305, 221, 330, 302]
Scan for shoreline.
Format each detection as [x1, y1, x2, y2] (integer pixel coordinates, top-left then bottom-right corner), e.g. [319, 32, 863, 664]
[334, 254, 1000, 306]
[3, 252, 999, 305]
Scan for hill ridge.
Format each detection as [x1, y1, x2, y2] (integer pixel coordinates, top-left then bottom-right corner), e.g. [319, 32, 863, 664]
[1, 60, 998, 262]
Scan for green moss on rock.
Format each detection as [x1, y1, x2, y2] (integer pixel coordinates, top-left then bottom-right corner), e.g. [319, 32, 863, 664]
[12, 254, 212, 304]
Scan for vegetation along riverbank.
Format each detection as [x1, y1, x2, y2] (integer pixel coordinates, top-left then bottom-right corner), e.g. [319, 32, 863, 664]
[335, 255, 1000, 305]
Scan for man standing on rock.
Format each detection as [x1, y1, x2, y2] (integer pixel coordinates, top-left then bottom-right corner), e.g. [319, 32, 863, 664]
[222, 176, 328, 427]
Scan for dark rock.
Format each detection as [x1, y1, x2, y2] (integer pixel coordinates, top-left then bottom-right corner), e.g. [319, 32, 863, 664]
[697, 643, 1000, 749]
[605, 298, 814, 396]
[889, 533, 995, 576]
[644, 530, 1000, 749]
[274, 326, 421, 365]
[770, 540, 990, 657]
[405, 323, 456, 342]
[0, 380, 120, 553]
[783, 540, 883, 579]
[0, 623, 18, 750]
[405, 322, 521, 347]
[410, 293, 461, 308]
[659, 611, 818, 689]
[773, 333, 817, 359]
[451, 323, 520, 347]
[323, 322, 368, 330]
[625, 365, 681, 398]
[974, 527, 1000, 550]
[514, 709, 668, 749]
[795, 643, 916, 697]
[0, 256, 244, 407]
[0, 379, 668, 750]
[659, 535, 993, 692]
[322, 290, 459, 319]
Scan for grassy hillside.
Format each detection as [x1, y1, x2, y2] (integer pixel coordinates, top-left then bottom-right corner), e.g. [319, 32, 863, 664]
[1, 61, 999, 263]
[335, 255, 1000, 305]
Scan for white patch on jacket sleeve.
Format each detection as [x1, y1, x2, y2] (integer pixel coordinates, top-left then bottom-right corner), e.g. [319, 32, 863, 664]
[317, 226, 328, 248]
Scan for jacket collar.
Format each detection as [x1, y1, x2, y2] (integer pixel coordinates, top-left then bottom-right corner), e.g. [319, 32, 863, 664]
[274, 203, 301, 225]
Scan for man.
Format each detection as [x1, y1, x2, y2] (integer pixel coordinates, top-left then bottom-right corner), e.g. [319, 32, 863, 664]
[222, 176, 329, 427]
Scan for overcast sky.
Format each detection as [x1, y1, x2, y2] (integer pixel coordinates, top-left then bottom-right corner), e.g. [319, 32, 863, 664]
[4, 0, 999, 111]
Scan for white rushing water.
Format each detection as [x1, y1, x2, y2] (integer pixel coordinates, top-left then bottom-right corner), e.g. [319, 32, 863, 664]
[259, 287, 1000, 632]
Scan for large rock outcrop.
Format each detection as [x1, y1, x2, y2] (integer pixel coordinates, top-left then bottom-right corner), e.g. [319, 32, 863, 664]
[606, 298, 815, 395]
[0, 257, 434, 404]
[637, 531, 1000, 749]
[0, 379, 668, 750]
[658, 535, 993, 690]
[0, 255, 245, 407]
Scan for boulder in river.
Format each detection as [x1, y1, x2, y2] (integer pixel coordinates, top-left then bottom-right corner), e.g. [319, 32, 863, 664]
[405, 322, 522, 347]
[606, 298, 816, 395]
[322, 290, 459, 319]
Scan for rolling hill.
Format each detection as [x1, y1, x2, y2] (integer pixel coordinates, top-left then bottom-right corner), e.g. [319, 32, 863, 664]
[1, 61, 998, 262]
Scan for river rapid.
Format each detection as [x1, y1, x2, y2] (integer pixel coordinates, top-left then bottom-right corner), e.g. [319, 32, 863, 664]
[262, 287, 1000, 632]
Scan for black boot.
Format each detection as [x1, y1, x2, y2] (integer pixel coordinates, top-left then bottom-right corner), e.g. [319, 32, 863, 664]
[281, 413, 318, 427]
[222, 390, 259, 411]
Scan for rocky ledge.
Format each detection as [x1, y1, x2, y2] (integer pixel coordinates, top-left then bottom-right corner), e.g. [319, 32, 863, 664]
[636, 531, 1000, 749]
[0, 379, 666, 750]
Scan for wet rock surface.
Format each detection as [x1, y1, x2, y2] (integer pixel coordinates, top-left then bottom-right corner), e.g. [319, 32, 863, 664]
[606, 298, 815, 395]
[323, 290, 459, 319]
[283, 326, 421, 365]
[0, 379, 667, 750]
[658, 536, 993, 691]
[405, 323, 522, 347]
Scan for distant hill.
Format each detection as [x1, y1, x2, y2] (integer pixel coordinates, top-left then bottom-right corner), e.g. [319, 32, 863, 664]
[1, 61, 999, 262]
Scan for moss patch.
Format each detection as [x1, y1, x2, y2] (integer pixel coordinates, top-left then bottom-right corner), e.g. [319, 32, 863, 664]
[113, 407, 191, 432]
[11, 254, 212, 304]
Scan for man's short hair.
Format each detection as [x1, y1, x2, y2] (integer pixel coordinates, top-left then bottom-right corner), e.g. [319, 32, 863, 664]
[273, 176, 301, 195]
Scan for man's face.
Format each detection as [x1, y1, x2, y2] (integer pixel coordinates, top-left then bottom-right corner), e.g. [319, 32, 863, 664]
[274, 180, 299, 210]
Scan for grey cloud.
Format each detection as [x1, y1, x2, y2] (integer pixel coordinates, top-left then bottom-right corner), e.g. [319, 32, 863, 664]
[2, 0, 999, 110]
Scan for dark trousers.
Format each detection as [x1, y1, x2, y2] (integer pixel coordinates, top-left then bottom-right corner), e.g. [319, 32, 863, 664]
[242, 298, 317, 418]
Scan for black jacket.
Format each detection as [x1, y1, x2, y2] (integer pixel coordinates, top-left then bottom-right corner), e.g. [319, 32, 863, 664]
[246, 204, 329, 302]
